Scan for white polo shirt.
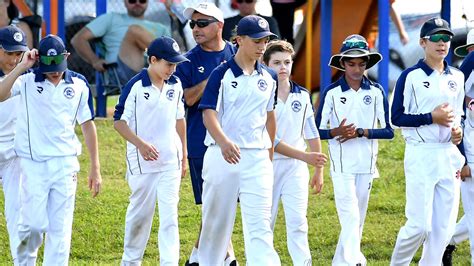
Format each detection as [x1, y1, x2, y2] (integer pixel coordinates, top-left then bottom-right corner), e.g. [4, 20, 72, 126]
[198, 58, 277, 149]
[316, 76, 393, 174]
[391, 60, 465, 144]
[0, 70, 20, 162]
[10, 69, 94, 162]
[114, 69, 185, 175]
[274, 81, 319, 160]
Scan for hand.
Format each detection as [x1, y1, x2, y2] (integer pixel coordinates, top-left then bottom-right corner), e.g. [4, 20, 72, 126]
[181, 157, 188, 178]
[19, 49, 38, 71]
[461, 165, 472, 181]
[138, 142, 159, 161]
[310, 168, 324, 194]
[219, 139, 241, 164]
[451, 126, 462, 145]
[92, 59, 107, 72]
[431, 103, 454, 127]
[88, 169, 102, 198]
[302, 152, 327, 167]
[331, 118, 356, 143]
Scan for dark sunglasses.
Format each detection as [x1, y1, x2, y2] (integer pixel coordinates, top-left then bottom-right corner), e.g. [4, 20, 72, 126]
[128, 0, 147, 4]
[39, 54, 66, 65]
[189, 18, 218, 29]
[424, 34, 452, 43]
[236, 0, 254, 3]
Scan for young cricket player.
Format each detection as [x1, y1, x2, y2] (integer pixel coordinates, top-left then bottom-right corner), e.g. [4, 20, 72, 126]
[390, 18, 465, 266]
[114, 36, 188, 266]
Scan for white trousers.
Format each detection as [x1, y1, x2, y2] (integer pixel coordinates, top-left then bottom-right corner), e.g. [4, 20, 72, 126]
[391, 143, 463, 266]
[331, 171, 374, 266]
[17, 156, 79, 266]
[0, 157, 22, 263]
[271, 158, 311, 265]
[121, 170, 181, 266]
[199, 146, 280, 266]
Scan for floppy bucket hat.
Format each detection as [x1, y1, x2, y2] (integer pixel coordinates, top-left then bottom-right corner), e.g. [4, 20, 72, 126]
[329, 34, 382, 71]
[454, 29, 474, 57]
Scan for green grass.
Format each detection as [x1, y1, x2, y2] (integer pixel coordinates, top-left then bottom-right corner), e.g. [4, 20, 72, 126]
[0, 119, 471, 265]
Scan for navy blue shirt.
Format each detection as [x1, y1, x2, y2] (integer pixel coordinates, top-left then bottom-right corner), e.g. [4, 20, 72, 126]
[175, 42, 236, 158]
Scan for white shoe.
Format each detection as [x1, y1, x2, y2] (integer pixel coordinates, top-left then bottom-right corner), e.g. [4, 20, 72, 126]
[224, 256, 238, 266]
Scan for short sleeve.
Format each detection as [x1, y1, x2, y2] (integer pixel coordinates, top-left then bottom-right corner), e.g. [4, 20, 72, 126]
[86, 13, 113, 38]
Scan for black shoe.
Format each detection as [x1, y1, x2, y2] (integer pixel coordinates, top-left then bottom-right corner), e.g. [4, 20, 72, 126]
[185, 259, 199, 266]
[442, 244, 456, 266]
[229, 260, 238, 266]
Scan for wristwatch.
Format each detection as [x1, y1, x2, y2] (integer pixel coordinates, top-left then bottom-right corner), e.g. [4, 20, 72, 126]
[357, 128, 364, 138]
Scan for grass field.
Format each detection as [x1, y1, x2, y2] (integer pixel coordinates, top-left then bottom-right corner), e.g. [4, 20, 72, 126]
[0, 119, 471, 265]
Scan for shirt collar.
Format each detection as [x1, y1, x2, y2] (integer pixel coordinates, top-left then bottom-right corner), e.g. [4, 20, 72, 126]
[338, 75, 371, 92]
[34, 68, 74, 84]
[228, 58, 263, 78]
[290, 81, 302, 93]
[140, 68, 178, 87]
[0, 69, 5, 77]
[417, 59, 452, 75]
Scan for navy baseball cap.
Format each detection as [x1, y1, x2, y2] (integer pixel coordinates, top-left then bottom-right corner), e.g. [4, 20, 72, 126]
[38, 35, 68, 73]
[420, 17, 454, 38]
[147, 36, 189, 64]
[0, 25, 28, 52]
[236, 15, 276, 39]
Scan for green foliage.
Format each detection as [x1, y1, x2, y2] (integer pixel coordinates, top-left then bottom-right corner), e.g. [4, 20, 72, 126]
[0, 120, 470, 265]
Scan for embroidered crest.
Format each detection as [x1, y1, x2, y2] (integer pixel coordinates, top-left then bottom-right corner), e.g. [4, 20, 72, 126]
[448, 80, 457, 91]
[257, 79, 267, 91]
[291, 100, 302, 112]
[172, 42, 180, 52]
[166, 89, 175, 100]
[13, 32, 23, 42]
[47, 49, 57, 56]
[363, 95, 372, 105]
[63, 87, 75, 99]
[258, 18, 268, 29]
[434, 18, 444, 27]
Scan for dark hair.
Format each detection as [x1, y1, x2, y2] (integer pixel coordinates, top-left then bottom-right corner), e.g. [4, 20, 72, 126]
[262, 40, 295, 65]
[6, 1, 19, 21]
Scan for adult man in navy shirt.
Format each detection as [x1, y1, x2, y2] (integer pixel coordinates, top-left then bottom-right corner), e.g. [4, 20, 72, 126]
[175, 2, 236, 265]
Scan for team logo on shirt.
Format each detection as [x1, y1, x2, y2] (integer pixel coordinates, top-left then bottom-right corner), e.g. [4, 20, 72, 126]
[144, 92, 150, 100]
[423, 81, 430, 88]
[166, 89, 175, 100]
[363, 95, 372, 105]
[197, 66, 205, 73]
[291, 100, 302, 112]
[63, 87, 75, 99]
[448, 80, 457, 91]
[13, 32, 23, 42]
[340, 97, 347, 104]
[257, 79, 268, 91]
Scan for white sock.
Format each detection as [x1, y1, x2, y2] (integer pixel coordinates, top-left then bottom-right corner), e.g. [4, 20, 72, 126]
[189, 247, 199, 263]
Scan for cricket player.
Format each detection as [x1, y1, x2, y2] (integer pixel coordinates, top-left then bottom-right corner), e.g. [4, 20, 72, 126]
[442, 28, 474, 266]
[262, 39, 327, 265]
[174, 3, 237, 265]
[198, 15, 281, 265]
[114, 36, 188, 266]
[0, 34, 102, 265]
[0, 25, 28, 264]
[315, 34, 394, 266]
[390, 18, 465, 266]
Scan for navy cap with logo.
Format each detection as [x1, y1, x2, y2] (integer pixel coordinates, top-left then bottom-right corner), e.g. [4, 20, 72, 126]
[147, 36, 189, 64]
[0, 25, 28, 52]
[38, 34, 68, 73]
[236, 15, 276, 39]
[420, 17, 454, 38]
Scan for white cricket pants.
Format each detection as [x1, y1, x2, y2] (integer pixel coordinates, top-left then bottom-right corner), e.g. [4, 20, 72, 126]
[121, 170, 181, 266]
[0, 157, 22, 263]
[199, 146, 281, 266]
[17, 156, 79, 266]
[331, 171, 374, 266]
[391, 142, 464, 266]
[271, 158, 311, 265]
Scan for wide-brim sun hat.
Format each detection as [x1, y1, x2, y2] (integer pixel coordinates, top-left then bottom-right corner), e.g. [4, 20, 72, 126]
[329, 34, 382, 71]
[454, 29, 474, 57]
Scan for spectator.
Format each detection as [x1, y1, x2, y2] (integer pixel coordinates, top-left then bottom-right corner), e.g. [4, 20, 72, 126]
[71, 0, 171, 85]
[0, 0, 33, 49]
[222, 0, 280, 42]
[269, 0, 304, 44]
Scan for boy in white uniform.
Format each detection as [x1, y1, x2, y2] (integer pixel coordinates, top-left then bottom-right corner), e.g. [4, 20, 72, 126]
[198, 15, 281, 265]
[0, 25, 29, 264]
[0, 34, 102, 265]
[114, 36, 188, 266]
[316, 34, 394, 266]
[262, 40, 327, 265]
[390, 18, 465, 266]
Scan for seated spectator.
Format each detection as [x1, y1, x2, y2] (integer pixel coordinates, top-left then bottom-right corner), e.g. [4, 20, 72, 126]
[71, 0, 171, 85]
[222, 0, 280, 41]
[0, 0, 33, 49]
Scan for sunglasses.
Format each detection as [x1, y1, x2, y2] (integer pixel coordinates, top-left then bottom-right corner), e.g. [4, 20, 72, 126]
[39, 54, 66, 65]
[128, 0, 147, 4]
[236, 0, 254, 3]
[189, 18, 218, 29]
[424, 34, 452, 43]
[342, 40, 369, 50]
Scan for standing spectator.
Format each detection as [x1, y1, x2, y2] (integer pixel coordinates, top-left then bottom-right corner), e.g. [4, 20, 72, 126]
[71, 0, 171, 85]
[390, 18, 465, 265]
[0, 0, 33, 48]
[316, 34, 394, 265]
[222, 0, 280, 42]
[269, 0, 304, 44]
